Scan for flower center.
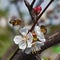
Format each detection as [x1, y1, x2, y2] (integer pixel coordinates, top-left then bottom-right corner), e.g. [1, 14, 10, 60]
[32, 32, 37, 42]
[23, 35, 28, 41]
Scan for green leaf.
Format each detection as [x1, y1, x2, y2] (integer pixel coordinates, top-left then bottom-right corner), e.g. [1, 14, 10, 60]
[52, 45, 60, 53]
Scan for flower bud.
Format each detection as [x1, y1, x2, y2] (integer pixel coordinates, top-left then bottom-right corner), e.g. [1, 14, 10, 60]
[33, 6, 42, 14]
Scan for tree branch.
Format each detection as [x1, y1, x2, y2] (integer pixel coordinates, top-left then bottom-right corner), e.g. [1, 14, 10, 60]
[4, 31, 60, 60]
[36, 31, 60, 54]
[24, 0, 36, 22]
[29, 0, 54, 32]
[2, 44, 18, 60]
[31, 0, 36, 8]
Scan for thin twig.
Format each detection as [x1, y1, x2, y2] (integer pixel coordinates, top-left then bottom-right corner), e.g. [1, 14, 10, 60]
[2, 44, 18, 60]
[31, 0, 36, 8]
[29, 0, 54, 32]
[24, 0, 36, 22]
[10, 47, 19, 60]
[24, 0, 30, 9]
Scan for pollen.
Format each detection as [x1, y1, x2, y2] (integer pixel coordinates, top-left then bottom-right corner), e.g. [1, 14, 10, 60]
[32, 32, 37, 42]
[23, 36, 28, 41]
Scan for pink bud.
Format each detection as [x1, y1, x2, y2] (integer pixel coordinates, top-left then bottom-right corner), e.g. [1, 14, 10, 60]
[33, 6, 42, 14]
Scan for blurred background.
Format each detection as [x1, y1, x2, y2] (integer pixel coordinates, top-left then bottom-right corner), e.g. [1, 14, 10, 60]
[0, 0, 60, 60]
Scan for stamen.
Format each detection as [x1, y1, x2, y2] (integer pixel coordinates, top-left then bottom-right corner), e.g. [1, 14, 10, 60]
[32, 32, 37, 42]
[23, 36, 28, 41]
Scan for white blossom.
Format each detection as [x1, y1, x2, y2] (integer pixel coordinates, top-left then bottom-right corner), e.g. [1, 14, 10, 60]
[13, 27, 33, 50]
[25, 41, 44, 54]
[34, 26, 46, 42]
[24, 26, 46, 54]
[13, 25, 46, 54]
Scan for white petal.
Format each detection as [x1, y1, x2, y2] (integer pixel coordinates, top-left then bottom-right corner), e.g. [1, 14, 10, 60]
[40, 39, 46, 42]
[33, 45, 41, 51]
[27, 32, 33, 48]
[37, 32, 46, 42]
[32, 41, 44, 51]
[34, 26, 46, 42]
[13, 35, 22, 44]
[24, 48, 32, 54]
[31, 47, 36, 52]
[27, 41, 32, 48]
[35, 46, 41, 51]
[19, 27, 28, 36]
[34, 26, 41, 33]
[32, 41, 44, 48]
[27, 32, 33, 43]
[35, 41, 44, 46]
[19, 40, 26, 49]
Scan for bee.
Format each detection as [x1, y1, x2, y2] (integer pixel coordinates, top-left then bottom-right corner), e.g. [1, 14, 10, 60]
[9, 17, 22, 26]
[40, 25, 47, 35]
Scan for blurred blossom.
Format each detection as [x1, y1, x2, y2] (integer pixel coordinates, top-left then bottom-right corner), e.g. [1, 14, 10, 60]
[0, 17, 7, 28]
[8, 16, 23, 31]
[38, 19, 46, 26]
[45, 19, 51, 25]
[51, 18, 60, 25]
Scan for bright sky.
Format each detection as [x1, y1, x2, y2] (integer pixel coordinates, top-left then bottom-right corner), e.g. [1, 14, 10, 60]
[0, 0, 54, 21]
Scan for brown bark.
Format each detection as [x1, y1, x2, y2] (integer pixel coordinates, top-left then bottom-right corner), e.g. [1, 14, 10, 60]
[11, 31, 60, 60]
[2, 31, 60, 60]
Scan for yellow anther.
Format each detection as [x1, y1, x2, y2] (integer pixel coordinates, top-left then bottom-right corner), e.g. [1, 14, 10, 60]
[23, 36, 28, 41]
[32, 32, 37, 42]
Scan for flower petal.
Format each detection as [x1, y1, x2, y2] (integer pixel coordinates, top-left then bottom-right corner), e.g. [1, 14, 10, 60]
[35, 41, 44, 46]
[27, 32, 33, 43]
[19, 40, 26, 49]
[34, 26, 46, 42]
[13, 35, 22, 44]
[24, 48, 32, 54]
[27, 41, 32, 48]
[35, 45, 41, 51]
[27, 32, 33, 48]
[32, 41, 44, 51]
[37, 32, 46, 42]
[19, 27, 28, 36]
[32, 45, 41, 52]
[34, 26, 41, 33]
